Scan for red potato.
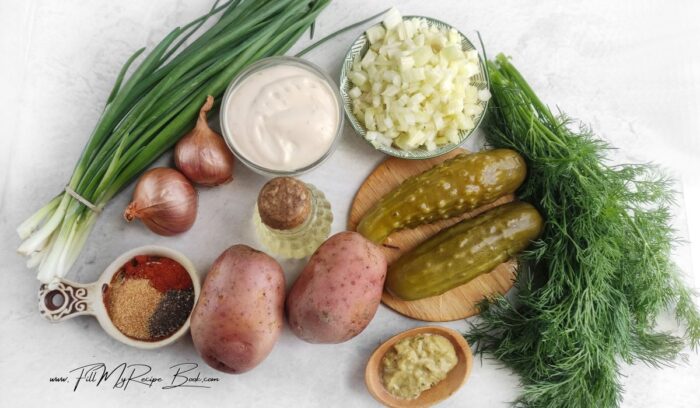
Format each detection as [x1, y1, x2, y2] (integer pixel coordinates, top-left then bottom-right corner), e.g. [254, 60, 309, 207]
[191, 245, 285, 374]
[286, 231, 387, 344]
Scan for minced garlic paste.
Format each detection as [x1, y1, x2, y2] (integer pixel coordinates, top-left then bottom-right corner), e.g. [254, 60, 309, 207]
[381, 333, 458, 399]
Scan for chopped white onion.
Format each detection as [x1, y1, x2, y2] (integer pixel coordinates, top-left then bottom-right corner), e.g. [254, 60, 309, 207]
[349, 9, 489, 151]
[382, 7, 403, 31]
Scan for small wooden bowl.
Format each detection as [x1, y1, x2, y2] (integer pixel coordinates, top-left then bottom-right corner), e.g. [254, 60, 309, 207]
[365, 326, 473, 407]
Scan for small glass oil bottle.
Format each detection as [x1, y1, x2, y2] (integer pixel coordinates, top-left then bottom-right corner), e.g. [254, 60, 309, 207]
[253, 177, 333, 259]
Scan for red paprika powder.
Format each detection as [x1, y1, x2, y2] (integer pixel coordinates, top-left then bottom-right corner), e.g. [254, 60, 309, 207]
[122, 255, 192, 292]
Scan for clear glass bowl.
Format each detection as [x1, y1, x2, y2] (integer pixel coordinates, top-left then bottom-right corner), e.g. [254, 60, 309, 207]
[339, 17, 490, 160]
[220, 56, 344, 177]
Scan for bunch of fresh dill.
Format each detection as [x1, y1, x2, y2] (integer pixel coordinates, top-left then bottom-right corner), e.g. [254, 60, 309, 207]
[466, 53, 700, 408]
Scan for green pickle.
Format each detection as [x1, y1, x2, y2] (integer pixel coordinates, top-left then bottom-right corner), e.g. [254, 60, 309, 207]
[386, 201, 543, 300]
[357, 149, 527, 243]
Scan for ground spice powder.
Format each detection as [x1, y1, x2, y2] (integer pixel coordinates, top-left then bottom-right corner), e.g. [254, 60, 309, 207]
[122, 255, 192, 292]
[149, 290, 195, 339]
[104, 255, 194, 341]
[107, 278, 162, 340]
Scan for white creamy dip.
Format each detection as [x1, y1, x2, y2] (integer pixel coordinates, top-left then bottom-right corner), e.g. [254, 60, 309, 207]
[223, 63, 339, 172]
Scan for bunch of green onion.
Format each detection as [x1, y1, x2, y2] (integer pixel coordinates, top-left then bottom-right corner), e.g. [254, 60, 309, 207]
[17, 0, 331, 284]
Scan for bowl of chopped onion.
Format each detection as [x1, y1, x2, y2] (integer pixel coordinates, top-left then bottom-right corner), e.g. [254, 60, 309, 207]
[340, 9, 490, 159]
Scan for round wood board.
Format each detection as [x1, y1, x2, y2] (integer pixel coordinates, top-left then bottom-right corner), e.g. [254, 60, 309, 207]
[348, 149, 517, 322]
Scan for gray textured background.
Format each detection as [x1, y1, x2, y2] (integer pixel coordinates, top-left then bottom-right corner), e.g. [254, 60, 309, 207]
[1, 1, 699, 406]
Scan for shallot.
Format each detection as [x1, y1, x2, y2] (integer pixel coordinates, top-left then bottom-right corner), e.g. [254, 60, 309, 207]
[174, 95, 235, 186]
[124, 168, 198, 236]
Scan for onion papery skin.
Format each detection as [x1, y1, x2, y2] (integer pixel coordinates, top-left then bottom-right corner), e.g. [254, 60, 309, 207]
[174, 95, 235, 187]
[124, 167, 198, 236]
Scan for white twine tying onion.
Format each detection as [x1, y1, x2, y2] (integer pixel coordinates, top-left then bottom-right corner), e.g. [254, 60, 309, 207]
[124, 167, 198, 236]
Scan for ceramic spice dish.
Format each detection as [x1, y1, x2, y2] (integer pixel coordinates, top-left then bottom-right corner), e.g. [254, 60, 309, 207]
[37, 245, 200, 349]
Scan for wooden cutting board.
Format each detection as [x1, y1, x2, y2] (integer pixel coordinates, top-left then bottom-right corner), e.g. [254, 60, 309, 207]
[347, 149, 517, 322]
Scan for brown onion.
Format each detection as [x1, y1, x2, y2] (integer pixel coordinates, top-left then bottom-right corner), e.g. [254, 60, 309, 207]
[124, 167, 198, 236]
[174, 95, 235, 186]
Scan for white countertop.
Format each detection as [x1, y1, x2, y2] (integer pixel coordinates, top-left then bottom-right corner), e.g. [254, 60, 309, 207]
[1, 0, 699, 407]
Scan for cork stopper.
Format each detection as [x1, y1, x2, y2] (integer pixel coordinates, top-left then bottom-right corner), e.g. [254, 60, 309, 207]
[257, 177, 312, 230]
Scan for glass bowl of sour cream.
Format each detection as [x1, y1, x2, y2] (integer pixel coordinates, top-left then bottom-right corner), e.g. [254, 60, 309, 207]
[220, 56, 344, 176]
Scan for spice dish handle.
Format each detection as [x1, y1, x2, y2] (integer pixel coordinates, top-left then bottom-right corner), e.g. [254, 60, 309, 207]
[38, 279, 99, 322]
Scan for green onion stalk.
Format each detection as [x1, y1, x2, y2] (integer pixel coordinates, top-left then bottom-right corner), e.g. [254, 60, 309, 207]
[17, 0, 332, 284]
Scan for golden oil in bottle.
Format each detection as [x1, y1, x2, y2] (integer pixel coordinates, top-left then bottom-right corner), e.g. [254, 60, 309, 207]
[253, 177, 332, 259]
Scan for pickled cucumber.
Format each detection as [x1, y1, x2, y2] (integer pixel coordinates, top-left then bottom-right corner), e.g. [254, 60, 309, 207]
[386, 201, 543, 300]
[357, 149, 527, 244]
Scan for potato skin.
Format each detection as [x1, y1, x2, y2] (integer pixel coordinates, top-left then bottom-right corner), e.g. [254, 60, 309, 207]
[191, 245, 285, 374]
[286, 231, 387, 344]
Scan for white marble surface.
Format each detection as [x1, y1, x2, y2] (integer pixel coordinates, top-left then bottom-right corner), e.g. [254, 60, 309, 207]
[1, 0, 699, 407]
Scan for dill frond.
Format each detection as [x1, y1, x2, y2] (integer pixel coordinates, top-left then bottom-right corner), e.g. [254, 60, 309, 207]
[466, 53, 700, 408]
